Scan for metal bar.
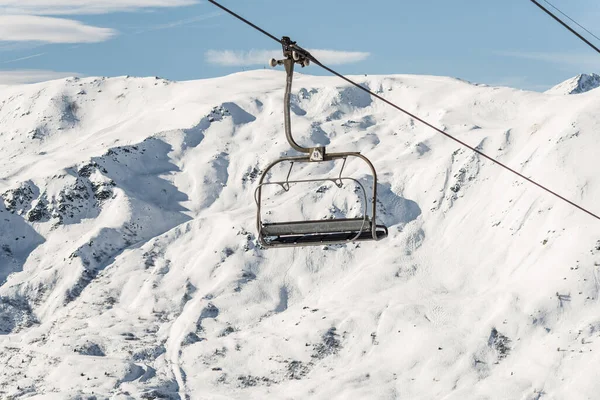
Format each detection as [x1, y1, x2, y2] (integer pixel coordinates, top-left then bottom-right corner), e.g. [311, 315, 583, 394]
[349, 153, 379, 240]
[336, 157, 348, 187]
[283, 161, 294, 191]
[257, 176, 364, 188]
[261, 226, 388, 248]
[283, 59, 310, 154]
[263, 218, 372, 235]
[256, 175, 369, 241]
[256, 153, 381, 245]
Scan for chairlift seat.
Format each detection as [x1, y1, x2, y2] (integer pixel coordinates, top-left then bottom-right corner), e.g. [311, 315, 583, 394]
[261, 217, 388, 247]
[255, 54, 388, 248]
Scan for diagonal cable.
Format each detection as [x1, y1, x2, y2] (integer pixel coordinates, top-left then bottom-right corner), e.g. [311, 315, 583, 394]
[530, 0, 600, 54]
[208, 0, 281, 43]
[207, 0, 600, 221]
[542, 0, 600, 44]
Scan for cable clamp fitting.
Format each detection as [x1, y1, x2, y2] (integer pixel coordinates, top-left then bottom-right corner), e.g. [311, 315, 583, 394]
[269, 36, 312, 68]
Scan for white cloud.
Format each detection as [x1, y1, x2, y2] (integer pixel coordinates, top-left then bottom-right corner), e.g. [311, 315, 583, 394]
[0, 15, 116, 43]
[205, 49, 370, 67]
[0, 69, 80, 85]
[309, 50, 371, 65]
[0, 0, 198, 15]
[0, 42, 43, 52]
[205, 49, 278, 67]
[495, 50, 600, 71]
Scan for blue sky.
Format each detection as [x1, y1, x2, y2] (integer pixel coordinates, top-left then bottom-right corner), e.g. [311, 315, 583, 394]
[0, 0, 599, 90]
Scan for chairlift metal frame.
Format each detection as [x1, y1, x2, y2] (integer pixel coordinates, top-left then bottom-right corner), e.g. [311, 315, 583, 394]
[255, 37, 388, 248]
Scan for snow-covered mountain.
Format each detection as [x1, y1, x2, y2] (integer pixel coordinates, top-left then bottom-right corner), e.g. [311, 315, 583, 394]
[546, 73, 600, 95]
[1, 71, 600, 399]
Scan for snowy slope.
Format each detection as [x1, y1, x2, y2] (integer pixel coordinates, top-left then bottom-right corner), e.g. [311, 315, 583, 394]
[1, 71, 600, 399]
[546, 73, 600, 95]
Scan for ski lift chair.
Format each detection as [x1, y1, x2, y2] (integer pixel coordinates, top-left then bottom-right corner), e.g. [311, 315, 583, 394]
[255, 37, 388, 248]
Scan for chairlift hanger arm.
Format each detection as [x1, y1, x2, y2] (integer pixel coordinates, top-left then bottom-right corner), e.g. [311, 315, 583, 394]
[211, 0, 390, 247]
[270, 37, 325, 161]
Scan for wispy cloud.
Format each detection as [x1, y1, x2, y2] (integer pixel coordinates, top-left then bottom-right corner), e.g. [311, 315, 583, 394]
[0, 0, 199, 15]
[0, 69, 80, 85]
[1, 52, 46, 64]
[495, 50, 600, 71]
[0, 15, 116, 43]
[0, 42, 45, 53]
[205, 49, 370, 67]
[487, 76, 552, 92]
[133, 12, 221, 34]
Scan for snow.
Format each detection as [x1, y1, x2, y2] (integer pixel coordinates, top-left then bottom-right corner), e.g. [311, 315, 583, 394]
[1, 71, 600, 399]
[546, 73, 600, 95]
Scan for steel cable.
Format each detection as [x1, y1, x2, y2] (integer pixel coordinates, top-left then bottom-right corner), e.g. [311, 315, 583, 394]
[208, 0, 600, 221]
[541, 0, 600, 45]
[530, 0, 600, 54]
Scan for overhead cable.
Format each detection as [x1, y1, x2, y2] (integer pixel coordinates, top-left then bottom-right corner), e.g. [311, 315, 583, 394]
[530, 0, 600, 55]
[542, 0, 600, 45]
[208, 0, 600, 222]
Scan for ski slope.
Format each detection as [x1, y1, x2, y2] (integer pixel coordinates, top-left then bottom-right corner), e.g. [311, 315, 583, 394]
[1, 71, 600, 399]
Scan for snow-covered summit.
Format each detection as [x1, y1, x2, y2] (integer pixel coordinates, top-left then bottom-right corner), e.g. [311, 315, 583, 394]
[1, 71, 600, 399]
[546, 72, 600, 95]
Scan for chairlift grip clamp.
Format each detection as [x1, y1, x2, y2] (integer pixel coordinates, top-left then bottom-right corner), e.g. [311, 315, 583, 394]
[269, 36, 311, 69]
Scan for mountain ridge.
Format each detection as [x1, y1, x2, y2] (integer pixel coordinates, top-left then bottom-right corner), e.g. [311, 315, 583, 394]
[1, 71, 600, 399]
[546, 72, 600, 95]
